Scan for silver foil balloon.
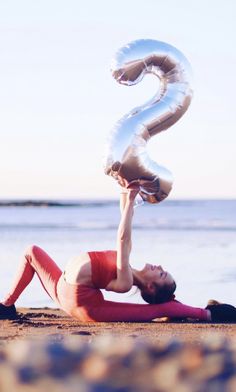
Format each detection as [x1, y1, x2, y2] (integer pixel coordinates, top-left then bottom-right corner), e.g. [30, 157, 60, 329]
[104, 39, 193, 203]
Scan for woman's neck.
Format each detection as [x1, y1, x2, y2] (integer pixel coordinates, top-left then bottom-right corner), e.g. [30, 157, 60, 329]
[131, 267, 143, 288]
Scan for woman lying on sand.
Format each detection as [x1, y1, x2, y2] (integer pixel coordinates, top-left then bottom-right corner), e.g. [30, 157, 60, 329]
[0, 183, 236, 323]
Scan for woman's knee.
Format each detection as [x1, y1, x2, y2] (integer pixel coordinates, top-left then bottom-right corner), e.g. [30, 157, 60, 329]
[24, 244, 41, 258]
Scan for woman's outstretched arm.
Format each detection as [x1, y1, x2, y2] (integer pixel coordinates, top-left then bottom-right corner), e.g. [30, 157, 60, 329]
[72, 290, 210, 322]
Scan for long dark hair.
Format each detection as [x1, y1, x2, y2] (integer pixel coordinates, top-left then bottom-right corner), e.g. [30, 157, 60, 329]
[140, 281, 177, 304]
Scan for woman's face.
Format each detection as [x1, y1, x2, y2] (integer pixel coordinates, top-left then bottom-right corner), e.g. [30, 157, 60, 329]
[141, 263, 174, 288]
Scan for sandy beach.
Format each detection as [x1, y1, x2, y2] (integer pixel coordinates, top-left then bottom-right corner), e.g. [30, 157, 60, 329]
[0, 308, 236, 391]
[0, 307, 236, 344]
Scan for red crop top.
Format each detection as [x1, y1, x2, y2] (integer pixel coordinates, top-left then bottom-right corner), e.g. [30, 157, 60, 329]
[88, 250, 117, 288]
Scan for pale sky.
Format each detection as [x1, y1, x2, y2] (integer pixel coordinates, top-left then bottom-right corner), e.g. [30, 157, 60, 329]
[0, 0, 235, 199]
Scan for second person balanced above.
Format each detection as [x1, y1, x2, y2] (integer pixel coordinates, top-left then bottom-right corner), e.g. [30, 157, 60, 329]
[1, 182, 236, 322]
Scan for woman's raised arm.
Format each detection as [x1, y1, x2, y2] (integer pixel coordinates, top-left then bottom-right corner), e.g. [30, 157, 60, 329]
[105, 185, 139, 293]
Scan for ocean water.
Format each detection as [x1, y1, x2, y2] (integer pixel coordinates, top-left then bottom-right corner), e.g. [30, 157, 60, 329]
[0, 199, 235, 309]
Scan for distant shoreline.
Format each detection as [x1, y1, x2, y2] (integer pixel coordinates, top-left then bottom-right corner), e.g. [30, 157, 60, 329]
[0, 199, 235, 207]
[0, 200, 118, 207]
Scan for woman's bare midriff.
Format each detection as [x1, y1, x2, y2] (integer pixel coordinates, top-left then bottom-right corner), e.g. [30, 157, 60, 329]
[63, 252, 93, 286]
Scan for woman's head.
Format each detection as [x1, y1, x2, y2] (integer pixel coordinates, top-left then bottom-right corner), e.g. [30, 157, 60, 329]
[138, 264, 176, 304]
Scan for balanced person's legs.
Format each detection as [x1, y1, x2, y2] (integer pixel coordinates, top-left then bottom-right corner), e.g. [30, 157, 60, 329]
[2, 245, 62, 306]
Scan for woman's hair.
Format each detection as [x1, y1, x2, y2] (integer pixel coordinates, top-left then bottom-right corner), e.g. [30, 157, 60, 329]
[140, 281, 177, 304]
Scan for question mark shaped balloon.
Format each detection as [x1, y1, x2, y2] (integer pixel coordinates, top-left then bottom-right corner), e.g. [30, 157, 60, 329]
[104, 39, 193, 203]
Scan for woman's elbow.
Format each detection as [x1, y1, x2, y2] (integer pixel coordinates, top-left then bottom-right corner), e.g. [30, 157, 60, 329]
[118, 232, 129, 242]
[117, 282, 132, 293]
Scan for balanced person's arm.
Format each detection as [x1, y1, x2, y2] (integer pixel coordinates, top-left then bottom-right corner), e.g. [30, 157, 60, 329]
[119, 189, 128, 214]
[106, 187, 139, 293]
[119, 187, 133, 254]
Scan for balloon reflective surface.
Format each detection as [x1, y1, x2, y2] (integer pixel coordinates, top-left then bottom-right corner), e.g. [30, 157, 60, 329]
[104, 39, 193, 203]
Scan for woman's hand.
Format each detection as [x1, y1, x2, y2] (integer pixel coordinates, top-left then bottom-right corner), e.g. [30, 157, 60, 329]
[126, 186, 139, 202]
[117, 176, 130, 189]
[117, 176, 140, 200]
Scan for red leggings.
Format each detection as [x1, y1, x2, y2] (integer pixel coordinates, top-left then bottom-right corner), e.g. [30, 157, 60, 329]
[2, 245, 209, 322]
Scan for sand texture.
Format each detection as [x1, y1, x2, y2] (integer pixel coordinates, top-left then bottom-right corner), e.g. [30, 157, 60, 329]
[0, 308, 236, 392]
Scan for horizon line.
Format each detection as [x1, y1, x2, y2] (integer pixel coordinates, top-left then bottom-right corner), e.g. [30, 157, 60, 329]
[0, 197, 236, 206]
